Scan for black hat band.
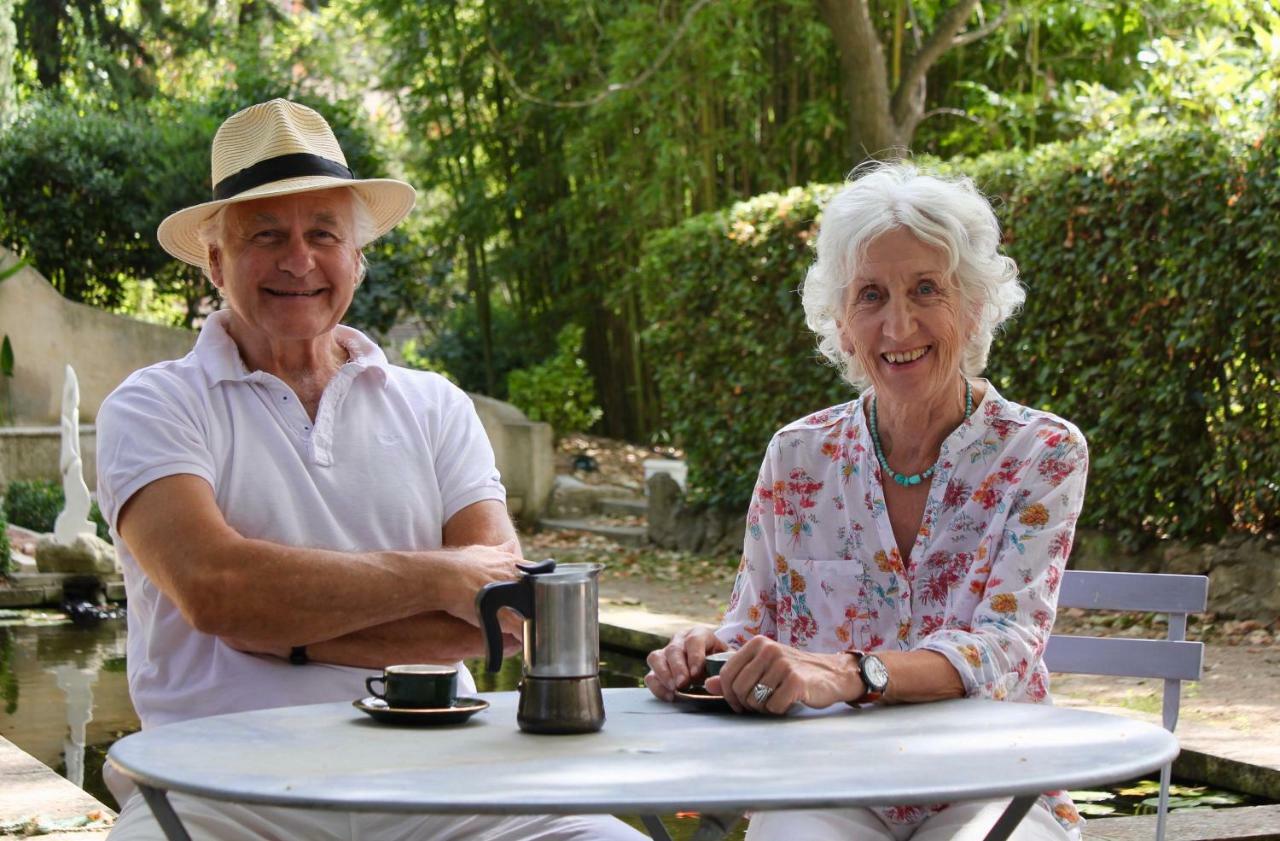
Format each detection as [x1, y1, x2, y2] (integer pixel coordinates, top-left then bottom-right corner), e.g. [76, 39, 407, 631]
[212, 152, 354, 201]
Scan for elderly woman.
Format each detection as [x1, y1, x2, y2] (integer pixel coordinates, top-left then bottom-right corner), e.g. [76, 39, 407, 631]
[645, 163, 1088, 841]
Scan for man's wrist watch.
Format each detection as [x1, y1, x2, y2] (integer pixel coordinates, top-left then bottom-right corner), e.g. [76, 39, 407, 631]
[849, 651, 889, 704]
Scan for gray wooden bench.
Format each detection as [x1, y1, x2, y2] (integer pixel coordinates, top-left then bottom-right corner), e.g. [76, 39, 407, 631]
[1046, 570, 1210, 841]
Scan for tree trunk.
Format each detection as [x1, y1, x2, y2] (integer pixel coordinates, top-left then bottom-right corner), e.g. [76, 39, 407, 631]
[817, 0, 990, 157]
[815, 0, 900, 159]
[27, 0, 64, 89]
[0, 0, 16, 118]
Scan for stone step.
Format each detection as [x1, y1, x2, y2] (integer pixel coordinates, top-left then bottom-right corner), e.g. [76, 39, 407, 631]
[1083, 803, 1280, 840]
[0, 573, 125, 608]
[599, 497, 648, 516]
[0, 735, 114, 834]
[536, 518, 648, 548]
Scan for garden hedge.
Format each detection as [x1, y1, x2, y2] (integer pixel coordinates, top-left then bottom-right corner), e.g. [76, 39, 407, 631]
[636, 126, 1279, 547]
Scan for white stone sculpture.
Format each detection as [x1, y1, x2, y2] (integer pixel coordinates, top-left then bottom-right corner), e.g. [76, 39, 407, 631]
[53, 364, 97, 544]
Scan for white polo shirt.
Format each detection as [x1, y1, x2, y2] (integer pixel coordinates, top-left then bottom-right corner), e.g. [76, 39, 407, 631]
[96, 310, 504, 728]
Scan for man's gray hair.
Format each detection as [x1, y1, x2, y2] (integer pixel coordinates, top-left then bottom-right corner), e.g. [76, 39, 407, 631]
[801, 161, 1025, 390]
[195, 187, 376, 284]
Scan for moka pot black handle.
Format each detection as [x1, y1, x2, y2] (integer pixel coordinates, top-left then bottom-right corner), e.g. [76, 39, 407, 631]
[475, 558, 557, 672]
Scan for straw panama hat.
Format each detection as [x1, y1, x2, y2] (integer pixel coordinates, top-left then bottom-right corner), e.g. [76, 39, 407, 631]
[156, 98, 416, 268]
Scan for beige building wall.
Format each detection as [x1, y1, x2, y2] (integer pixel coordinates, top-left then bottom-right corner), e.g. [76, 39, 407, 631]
[0, 249, 195, 424]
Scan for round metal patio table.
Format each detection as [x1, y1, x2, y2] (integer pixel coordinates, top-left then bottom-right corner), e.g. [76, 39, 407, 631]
[108, 687, 1178, 841]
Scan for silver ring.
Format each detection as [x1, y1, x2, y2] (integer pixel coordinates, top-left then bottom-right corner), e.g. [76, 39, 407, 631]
[752, 683, 775, 705]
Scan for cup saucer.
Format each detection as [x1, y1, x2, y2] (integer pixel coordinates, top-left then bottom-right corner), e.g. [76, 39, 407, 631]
[353, 696, 489, 726]
[673, 684, 733, 713]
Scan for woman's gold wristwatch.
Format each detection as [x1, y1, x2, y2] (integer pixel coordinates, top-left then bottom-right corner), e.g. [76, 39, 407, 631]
[847, 650, 889, 705]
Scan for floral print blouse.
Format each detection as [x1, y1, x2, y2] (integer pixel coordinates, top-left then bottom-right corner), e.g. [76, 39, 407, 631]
[715, 381, 1089, 837]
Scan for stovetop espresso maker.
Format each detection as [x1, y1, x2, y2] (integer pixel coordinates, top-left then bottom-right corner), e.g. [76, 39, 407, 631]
[476, 559, 605, 733]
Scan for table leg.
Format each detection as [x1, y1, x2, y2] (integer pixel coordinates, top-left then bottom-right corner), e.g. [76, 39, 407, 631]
[982, 795, 1037, 841]
[638, 815, 674, 841]
[692, 813, 743, 840]
[137, 785, 194, 841]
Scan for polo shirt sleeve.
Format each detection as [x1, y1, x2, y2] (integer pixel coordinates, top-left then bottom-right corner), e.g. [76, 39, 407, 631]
[95, 373, 217, 534]
[433, 382, 506, 524]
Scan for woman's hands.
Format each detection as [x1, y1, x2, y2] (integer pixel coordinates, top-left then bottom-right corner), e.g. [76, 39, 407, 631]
[645, 630, 867, 714]
[644, 627, 727, 701]
[706, 636, 864, 715]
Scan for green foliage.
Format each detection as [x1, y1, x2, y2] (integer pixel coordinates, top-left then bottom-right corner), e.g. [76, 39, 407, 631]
[346, 229, 454, 344]
[0, 504, 11, 576]
[913, 1, 1278, 157]
[2, 479, 62, 533]
[1, 479, 111, 542]
[360, 0, 849, 435]
[0, 95, 212, 315]
[506, 325, 604, 436]
[425, 303, 551, 400]
[637, 186, 843, 509]
[637, 125, 1279, 544]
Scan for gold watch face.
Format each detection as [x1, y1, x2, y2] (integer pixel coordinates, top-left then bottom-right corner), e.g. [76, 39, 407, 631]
[863, 655, 890, 691]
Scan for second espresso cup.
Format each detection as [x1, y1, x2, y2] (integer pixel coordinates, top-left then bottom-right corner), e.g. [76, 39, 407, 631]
[366, 664, 458, 709]
[704, 650, 734, 677]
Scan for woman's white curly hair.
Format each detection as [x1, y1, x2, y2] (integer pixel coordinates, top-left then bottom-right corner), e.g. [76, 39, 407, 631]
[802, 161, 1024, 390]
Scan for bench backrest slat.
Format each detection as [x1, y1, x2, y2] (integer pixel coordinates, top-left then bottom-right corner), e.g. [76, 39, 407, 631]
[1056, 570, 1209, 614]
[1043, 635, 1203, 681]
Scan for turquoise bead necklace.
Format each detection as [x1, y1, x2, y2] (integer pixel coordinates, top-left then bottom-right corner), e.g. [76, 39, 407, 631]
[871, 379, 973, 487]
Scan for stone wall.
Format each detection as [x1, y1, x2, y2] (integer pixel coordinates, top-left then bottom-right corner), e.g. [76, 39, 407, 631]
[1071, 529, 1280, 622]
[468, 394, 555, 521]
[0, 426, 97, 490]
[0, 249, 196, 424]
[646, 473, 746, 556]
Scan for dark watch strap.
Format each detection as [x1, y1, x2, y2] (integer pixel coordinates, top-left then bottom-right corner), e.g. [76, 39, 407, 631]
[289, 646, 308, 666]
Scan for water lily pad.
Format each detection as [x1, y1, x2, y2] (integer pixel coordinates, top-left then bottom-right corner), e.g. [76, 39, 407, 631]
[1075, 803, 1117, 816]
[1068, 790, 1116, 802]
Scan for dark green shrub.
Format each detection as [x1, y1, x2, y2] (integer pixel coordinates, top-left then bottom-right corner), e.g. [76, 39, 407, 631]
[1, 480, 112, 543]
[507, 325, 603, 436]
[636, 126, 1279, 546]
[637, 187, 844, 511]
[2, 480, 62, 533]
[427, 303, 553, 399]
[0, 96, 208, 312]
[90, 502, 110, 544]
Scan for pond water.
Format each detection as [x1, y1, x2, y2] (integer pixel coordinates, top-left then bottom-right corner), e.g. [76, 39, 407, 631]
[0, 611, 1266, 839]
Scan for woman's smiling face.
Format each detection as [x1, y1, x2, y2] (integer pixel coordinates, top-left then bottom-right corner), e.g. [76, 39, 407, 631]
[838, 228, 971, 406]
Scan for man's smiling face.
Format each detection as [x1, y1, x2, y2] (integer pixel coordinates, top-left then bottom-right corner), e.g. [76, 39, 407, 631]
[208, 188, 361, 344]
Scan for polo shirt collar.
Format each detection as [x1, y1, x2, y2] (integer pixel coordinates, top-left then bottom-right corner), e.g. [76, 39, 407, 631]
[195, 308, 391, 388]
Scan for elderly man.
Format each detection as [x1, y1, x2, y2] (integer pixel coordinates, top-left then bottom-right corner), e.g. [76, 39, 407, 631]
[97, 99, 644, 841]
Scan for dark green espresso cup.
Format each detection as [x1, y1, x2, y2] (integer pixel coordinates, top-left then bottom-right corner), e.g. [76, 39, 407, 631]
[366, 664, 458, 709]
[704, 650, 734, 678]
